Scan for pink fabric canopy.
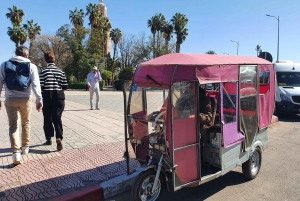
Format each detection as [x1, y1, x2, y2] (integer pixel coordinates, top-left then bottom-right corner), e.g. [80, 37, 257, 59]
[139, 53, 271, 66]
[134, 53, 272, 86]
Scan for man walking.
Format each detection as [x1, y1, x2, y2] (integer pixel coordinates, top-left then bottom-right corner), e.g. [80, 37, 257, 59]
[87, 66, 102, 110]
[0, 46, 43, 165]
[39, 51, 68, 151]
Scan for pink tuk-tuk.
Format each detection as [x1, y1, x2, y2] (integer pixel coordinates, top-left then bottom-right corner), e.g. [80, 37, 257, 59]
[122, 53, 275, 201]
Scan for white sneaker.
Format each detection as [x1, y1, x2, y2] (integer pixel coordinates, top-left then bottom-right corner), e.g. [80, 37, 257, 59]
[12, 152, 23, 165]
[22, 147, 29, 155]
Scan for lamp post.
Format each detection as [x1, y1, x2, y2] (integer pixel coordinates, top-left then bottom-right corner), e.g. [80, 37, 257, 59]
[230, 40, 239, 55]
[266, 14, 279, 62]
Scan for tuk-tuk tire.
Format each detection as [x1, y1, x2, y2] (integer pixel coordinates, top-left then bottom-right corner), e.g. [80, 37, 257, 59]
[242, 147, 262, 180]
[132, 169, 165, 201]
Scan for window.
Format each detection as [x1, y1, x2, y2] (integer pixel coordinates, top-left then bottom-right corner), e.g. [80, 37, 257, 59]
[259, 71, 270, 94]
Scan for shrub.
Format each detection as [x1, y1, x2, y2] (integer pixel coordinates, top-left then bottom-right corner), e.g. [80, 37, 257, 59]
[118, 67, 135, 80]
[68, 80, 105, 90]
[100, 80, 105, 90]
[114, 79, 123, 91]
[101, 70, 112, 81]
[68, 82, 87, 89]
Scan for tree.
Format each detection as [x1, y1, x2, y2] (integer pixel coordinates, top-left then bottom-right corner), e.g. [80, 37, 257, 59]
[147, 15, 158, 58]
[206, 50, 216, 54]
[171, 13, 188, 53]
[6, 5, 25, 27]
[110, 28, 122, 79]
[6, 5, 27, 47]
[69, 8, 85, 27]
[255, 44, 262, 56]
[161, 22, 174, 53]
[23, 20, 41, 55]
[30, 34, 72, 70]
[7, 26, 27, 47]
[86, 3, 99, 32]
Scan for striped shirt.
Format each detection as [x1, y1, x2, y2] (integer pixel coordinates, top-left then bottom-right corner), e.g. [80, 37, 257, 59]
[39, 64, 68, 91]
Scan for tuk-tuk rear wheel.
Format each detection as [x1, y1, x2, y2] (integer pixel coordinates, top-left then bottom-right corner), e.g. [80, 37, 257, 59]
[132, 169, 164, 201]
[242, 147, 262, 180]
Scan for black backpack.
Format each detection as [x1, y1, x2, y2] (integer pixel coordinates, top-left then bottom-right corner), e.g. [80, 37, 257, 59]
[4, 60, 31, 91]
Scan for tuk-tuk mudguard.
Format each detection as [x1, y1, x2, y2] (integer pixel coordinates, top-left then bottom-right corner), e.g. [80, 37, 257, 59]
[238, 128, 268, 165]
[135, 165, 170, 191]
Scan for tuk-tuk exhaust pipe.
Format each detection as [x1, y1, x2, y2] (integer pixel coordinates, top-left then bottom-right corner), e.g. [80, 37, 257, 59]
[151, 154, 164, 194]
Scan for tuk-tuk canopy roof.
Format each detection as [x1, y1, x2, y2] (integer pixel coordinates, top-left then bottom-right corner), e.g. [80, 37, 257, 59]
[134, 53, 272, 87]
[139, 53, 271, 66]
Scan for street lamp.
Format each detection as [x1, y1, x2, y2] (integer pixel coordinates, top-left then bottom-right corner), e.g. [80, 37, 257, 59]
[266, 14, 279, 62]
[230, 40, 239, 55]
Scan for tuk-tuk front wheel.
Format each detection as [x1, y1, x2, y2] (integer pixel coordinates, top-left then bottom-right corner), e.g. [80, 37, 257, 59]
[242, 147, 262, 180]
[132, 170, 164, 201]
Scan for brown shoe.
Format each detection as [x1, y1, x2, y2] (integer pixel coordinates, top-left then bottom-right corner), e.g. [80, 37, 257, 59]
[56, 138, 63, 151]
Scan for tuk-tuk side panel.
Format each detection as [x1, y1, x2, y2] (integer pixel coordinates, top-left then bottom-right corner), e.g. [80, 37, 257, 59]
[174, 146, 199, 184]
[253, 128, 268, 150]
[258, 64, 275, 129]
[221, 142, 242, 175]
[173, 118, 197, 148]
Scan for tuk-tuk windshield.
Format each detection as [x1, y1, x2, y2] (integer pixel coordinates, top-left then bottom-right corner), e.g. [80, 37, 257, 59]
[126, 84, 168, 160]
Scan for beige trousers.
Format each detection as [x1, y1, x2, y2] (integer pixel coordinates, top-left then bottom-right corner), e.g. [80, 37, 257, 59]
[5, 97, 33, 153]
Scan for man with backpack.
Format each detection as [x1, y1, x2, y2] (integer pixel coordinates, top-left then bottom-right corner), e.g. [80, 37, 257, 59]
[0, 46, 43, 165]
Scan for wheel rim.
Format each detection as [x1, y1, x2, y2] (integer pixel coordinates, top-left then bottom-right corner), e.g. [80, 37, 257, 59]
[250, 151, 260, 175]
[139, 175, 161, 201]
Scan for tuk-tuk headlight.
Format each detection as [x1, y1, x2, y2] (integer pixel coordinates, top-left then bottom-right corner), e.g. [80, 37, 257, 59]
[280, 93, 291, 101]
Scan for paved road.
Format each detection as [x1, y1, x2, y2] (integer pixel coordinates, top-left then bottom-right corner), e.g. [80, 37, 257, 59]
[107, 114, 300, 201]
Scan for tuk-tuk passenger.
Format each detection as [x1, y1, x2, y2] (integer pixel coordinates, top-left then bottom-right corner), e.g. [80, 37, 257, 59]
[199, 87, 213, 143]
[175, 85, 213, 141]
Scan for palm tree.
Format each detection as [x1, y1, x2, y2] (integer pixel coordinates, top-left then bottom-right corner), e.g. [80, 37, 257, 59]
[110, 28, 122, 80]
[101, 17, 111, 55]
[6, 5, 25, 27]
[155, 13, 166, 34]
[23, 20, 41, 55]
[69, 8, 85, 27]
[7, 26, 27, 47]
[147, 15, 158, 58]
[161, 22, 173, 52]
[206, 50, 216, 54]
[171, 13, 188, 53]
[255, 44, 262, 56]
[86, 3, 100, 32]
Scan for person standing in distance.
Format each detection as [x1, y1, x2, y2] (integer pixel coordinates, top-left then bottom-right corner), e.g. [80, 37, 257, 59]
[0, 46, 43, 165]
[87, 66, 102, 110]
[39, 51, 68, 151]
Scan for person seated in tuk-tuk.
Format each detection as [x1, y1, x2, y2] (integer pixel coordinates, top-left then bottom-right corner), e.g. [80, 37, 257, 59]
[199, 87, 213, 143]
[175, 84, 213, 141]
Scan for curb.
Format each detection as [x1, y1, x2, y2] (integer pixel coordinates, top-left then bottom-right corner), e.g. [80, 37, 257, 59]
[100, 171, 140, 199]
[271, 115, 278, 123]
[48, 171, 139, 201]
[49, 185, 104, 201]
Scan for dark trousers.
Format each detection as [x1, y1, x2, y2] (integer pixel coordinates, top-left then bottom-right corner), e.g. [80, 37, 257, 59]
[42, 99, 65, 140]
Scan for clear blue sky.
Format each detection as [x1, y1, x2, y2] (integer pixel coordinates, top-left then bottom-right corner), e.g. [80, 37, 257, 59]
[1, 0, 300, 63]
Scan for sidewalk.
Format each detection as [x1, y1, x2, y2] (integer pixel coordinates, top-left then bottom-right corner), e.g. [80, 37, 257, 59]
[0, 90, 139, 201]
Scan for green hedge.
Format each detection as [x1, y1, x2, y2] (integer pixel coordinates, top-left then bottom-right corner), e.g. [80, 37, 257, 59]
[114, 79, 123, 91]
[68, 80, 105, 90]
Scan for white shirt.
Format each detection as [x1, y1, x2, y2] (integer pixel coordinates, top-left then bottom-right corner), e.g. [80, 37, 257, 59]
[87, 71, 102, 89]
